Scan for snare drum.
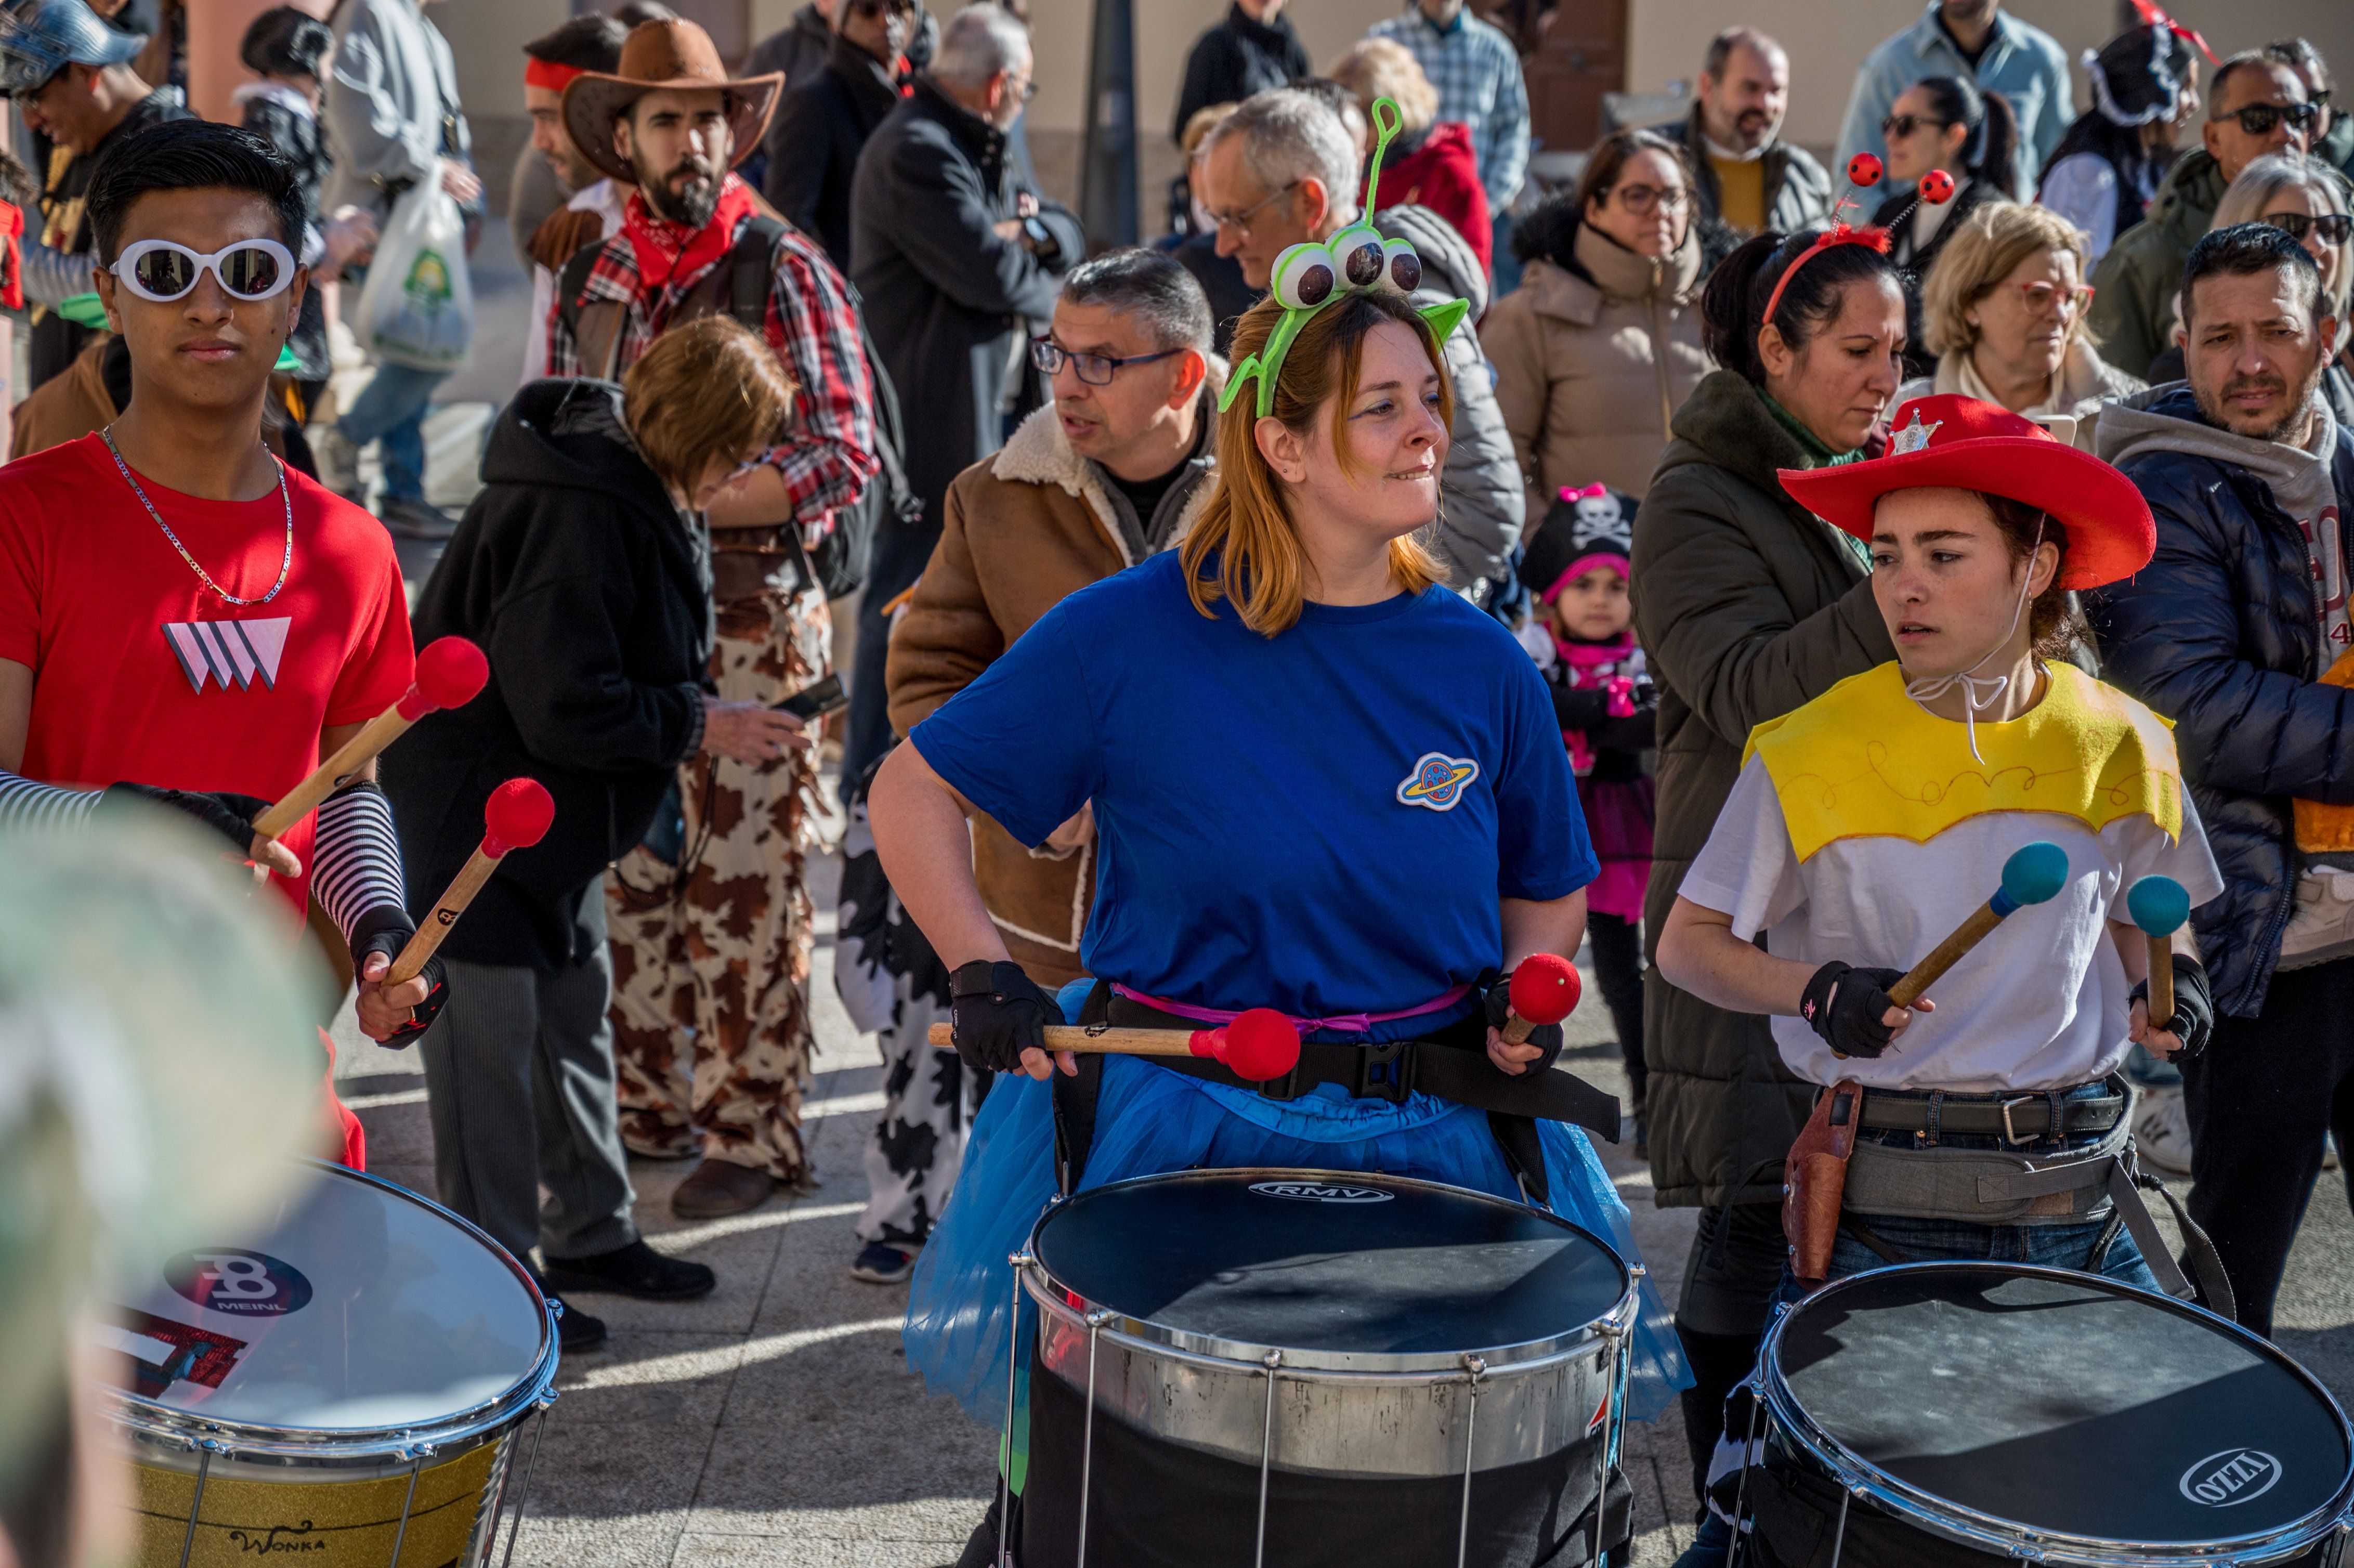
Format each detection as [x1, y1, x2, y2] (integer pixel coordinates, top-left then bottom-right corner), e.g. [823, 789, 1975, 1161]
[1742, 1262, 2354, 1566]
[1010, 1168, 1641, 1568]
[97, 1160, 560, 1568]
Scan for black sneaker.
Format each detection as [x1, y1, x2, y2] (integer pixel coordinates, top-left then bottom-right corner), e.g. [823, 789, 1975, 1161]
[541, 1238, 716, 1301]
[851, 1241, 916, 1284]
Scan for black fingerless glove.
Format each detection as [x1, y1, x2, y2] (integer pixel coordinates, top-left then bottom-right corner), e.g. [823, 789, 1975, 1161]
[1481, 971, 1565, 1074]
[949, 960, 1061, 1072]
[1800, 961, 1907, 1060]
[2129, 952, 2214, 1059]
[102, 782, 272, 856]
[349, 905, 447, 1048]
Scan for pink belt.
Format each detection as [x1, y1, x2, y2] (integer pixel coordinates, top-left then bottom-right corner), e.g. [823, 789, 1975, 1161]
[1110, 982, 1473, 1037]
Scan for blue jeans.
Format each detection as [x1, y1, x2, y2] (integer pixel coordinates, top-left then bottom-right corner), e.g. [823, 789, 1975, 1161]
[1770, 1079, 2160, 1309]
[335, 360, 448, 504]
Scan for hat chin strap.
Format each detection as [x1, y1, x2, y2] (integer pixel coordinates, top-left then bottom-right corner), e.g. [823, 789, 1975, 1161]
[1902, 517, 2043, 764]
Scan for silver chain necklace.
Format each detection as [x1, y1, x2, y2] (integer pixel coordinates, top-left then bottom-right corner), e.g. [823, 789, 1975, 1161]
[101, 426, 293, 607]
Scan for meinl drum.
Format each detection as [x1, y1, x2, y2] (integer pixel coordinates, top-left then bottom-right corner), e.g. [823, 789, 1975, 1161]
[1741, 1262, 2354, 1566]
[1010, 1168, 1641, 1568]
[96, 1160, 560, 1568]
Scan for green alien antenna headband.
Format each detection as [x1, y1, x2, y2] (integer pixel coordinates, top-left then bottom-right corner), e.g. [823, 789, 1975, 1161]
[1217, 95, 1474, 421]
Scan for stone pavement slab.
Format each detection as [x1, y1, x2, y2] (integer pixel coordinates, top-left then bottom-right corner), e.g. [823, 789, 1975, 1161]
[335, 842, 2354, 1566]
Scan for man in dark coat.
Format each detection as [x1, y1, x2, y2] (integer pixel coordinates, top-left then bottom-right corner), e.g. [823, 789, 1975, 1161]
[1172, 0, 1309, 145]
[846, 2, 1081, 783]
[1654, 27, 1830, 276]
[2087, 225, 2354, 1339]
[763, 0, 913, 270]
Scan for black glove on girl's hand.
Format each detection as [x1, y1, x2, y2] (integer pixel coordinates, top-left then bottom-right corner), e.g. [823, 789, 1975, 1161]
[349, 906, 447, 1047]
[949, 960, 1062, 1073]
[2129, 953, 2214, 1059]
[102, 782, 271, 855]
[1800, 961, 1908, 1060]
[1481, 973, 1565, 1073]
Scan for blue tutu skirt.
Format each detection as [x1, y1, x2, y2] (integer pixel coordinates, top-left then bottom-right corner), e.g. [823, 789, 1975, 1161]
[903, 1051, 1691, 1440]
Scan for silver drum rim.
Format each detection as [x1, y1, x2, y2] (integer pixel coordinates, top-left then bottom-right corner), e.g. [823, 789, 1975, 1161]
[1022, 1167, 1634, 1376]
[102, 1159, 560, 1464]
[1759, 1261, 2354, 1566]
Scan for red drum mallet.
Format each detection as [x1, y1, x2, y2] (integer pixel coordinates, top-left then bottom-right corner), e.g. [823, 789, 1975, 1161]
[926, 1008, 1301, 1083]
[1501, 953, 1581, 1043]
[386, 778, 555, 985]
[1886, 841, 2070, 1009]
[2127, 875, 2191, 1028]
[252, 636, 489, 843]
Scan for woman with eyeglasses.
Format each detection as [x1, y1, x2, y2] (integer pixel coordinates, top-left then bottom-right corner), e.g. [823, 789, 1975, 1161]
[1486, 128, 1714, 505]
[1898, 201, 2142, 449]
[1872, 76, 2021, 380]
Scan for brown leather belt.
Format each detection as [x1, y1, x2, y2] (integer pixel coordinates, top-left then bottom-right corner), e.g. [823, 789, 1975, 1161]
[1845, 1080, 2127, 1143]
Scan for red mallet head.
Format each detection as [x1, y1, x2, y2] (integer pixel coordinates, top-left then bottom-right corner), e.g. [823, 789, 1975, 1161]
[1845, 152, 1884, 187]
[483, 777, 555, 858]
[1189, 1008, 1300, 1083]
[1509, 953, 1582, 1027]
[397, 636, 490, 720]
[1918, 168, 1956, 205]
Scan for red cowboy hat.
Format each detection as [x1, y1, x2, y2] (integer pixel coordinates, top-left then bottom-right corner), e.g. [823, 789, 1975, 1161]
[1778, 395, 2154, 590]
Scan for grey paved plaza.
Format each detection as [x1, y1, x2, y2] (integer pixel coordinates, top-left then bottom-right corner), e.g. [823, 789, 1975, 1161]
[334, 837, 2354, 1567]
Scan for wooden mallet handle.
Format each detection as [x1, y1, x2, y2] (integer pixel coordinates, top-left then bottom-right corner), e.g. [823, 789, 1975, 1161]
[1886, 842, 2070, 1009]
[925, 1009, 1300, 1082]
[2128, 875, 2191, 1029]
[251, 637, 487, 843]
[386, 778, 554, 985]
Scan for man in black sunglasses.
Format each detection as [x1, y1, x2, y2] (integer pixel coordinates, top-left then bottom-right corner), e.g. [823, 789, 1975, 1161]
[2266, 38, 2354, 187]
[2091, 50, 2313, 378]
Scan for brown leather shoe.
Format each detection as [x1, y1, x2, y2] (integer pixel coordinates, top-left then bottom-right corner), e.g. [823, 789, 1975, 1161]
[671, 1158, 777, 1218]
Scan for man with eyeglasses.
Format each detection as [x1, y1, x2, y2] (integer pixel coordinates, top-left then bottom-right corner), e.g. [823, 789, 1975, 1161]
[0, 0, 191, 395]
[847, 2, 1082, 793]
[1195, 86, 1523, 607]
[856, 248, 1217, 1287]
[2266, 38, 2354, 187]
[0, 121, 442, 1164]
[2091, 50, 2315, 380]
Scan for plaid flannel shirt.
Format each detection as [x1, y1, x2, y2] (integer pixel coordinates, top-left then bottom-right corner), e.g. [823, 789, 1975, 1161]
[544, 200, 880, 539]
[1368, 4, 1529, 211]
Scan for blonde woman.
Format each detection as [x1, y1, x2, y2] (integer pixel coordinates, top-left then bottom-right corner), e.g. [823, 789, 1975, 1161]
[1329, 36, 1490, 275]
[1900, 201, 2143, 448]
[875, 284, 1685, 1553]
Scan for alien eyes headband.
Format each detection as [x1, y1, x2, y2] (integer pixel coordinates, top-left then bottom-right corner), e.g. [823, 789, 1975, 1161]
[1218, 96, 1473, 421]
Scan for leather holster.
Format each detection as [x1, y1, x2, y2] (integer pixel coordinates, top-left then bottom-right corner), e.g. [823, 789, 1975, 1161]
[1782, 1080, 1862, 1289]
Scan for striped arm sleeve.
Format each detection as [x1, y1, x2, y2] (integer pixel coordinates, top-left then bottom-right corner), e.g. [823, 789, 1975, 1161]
[0, 768, 101, 831]
[312, 780, 408, 942]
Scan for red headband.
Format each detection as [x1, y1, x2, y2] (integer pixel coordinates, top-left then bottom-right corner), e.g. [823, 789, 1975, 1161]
[1760, 221, 1891, 333]
[2128, 0, 2219, 67]
[525, 57, 588, 93]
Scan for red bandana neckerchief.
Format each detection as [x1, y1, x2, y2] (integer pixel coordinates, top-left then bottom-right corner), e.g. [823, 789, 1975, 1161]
[622, 173, 756, 296]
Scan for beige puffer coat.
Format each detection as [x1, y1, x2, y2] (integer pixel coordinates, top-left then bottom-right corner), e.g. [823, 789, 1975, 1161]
[1487, 219, 1711, 511]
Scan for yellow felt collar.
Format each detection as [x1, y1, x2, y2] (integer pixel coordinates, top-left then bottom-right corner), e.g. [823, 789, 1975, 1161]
[1743, 662, 2182, 863]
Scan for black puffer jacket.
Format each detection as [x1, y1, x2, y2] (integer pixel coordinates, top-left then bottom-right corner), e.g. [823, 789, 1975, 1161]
[382, 379, 713, 971]
[2085, 385, 2354, 1016]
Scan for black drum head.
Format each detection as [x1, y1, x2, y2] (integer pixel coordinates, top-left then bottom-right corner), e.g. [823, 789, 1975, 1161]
[1772, 1266, 2353, 1545]
[1032, 1170, 1626, 1361]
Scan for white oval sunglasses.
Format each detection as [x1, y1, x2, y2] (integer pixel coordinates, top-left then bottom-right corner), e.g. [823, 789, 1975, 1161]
[109, 238, 297, 302]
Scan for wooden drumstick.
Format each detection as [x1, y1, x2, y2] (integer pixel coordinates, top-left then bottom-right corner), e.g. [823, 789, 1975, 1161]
[387, 778, 554, 985]
[1501, 953, 1581, 1043]
[1887, 841, 2070, 1009]
[251, 637, 488, 843]
[2127, 874, 2190, 1028]
[926, 1008, 1300, 1083]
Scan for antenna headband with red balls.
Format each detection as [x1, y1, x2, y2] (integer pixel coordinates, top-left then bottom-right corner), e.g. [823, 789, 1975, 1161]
[1759, 152, 1954, 331]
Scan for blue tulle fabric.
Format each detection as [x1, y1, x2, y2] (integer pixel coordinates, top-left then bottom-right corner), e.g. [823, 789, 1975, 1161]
[903, 1051, 1691, 1433]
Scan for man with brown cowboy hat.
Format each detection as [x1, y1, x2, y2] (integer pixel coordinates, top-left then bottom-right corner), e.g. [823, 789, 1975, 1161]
[542, 17, 882, 1227]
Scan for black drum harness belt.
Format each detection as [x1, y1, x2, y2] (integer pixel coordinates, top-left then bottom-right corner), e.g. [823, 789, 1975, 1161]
[1047, 979, 1623, 1203]
[1822, 1077, 2237, 1319]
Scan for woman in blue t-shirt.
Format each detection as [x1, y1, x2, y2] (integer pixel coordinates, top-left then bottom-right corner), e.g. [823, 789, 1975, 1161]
[872, 278, 1684, 1435]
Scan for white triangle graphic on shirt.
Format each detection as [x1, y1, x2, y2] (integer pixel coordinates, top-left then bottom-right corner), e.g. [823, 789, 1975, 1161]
[160, 617, 291, 692]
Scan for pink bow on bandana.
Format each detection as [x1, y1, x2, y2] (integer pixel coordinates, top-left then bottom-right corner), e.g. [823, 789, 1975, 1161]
[1559, 482, 1610, 505]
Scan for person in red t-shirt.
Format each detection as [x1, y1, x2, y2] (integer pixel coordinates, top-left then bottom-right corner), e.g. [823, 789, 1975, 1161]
[0, 120, 444, 1167]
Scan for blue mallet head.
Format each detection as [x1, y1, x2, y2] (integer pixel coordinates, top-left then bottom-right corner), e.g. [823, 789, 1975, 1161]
[2127, 874, 2191, 938]
[1990, 841, 2070, 916]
